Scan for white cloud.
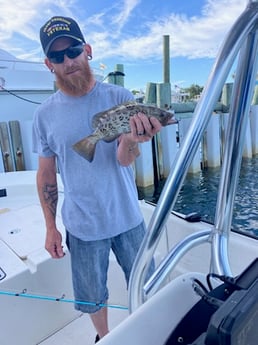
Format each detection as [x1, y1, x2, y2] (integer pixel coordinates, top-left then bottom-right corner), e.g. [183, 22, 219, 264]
[0, 0, 249, 63]
[0, 0, 64, 53]
[83, 0, 248, 63]
[111, 0, 141, 29]
[108, 0, 247, 61]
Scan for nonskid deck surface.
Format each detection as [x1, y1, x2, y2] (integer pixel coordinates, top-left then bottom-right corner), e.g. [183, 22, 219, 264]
[40, 309, 128, 345]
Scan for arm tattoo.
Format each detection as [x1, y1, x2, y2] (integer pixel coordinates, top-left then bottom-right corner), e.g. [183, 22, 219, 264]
[43, 184, 58, 216]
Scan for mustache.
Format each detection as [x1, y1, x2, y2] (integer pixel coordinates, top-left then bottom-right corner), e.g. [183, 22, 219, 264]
[64, 64, 80, 74]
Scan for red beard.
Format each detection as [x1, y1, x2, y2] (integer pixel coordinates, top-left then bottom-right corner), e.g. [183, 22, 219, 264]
[55, 59, 95, 96]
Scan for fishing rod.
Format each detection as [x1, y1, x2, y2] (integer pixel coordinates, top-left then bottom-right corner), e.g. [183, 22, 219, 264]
[0, 288, 128, 310]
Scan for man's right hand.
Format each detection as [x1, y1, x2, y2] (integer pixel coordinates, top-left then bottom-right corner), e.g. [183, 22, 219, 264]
[45, 228, 65, 258]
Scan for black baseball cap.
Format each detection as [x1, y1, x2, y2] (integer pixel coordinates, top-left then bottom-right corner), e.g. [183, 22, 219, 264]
[40, 16, 86, 55]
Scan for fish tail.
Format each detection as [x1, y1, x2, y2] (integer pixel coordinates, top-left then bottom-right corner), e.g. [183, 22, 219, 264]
[72, 135, 98, 162]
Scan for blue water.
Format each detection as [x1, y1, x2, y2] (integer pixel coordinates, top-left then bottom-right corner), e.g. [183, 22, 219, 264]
[139, 156, 258, 238]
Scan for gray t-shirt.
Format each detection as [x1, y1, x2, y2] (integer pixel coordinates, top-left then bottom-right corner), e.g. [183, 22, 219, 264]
[32, 81, 143, 241]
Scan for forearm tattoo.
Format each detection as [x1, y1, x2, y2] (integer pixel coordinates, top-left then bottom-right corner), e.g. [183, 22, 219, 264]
[43, 184, 58, 216]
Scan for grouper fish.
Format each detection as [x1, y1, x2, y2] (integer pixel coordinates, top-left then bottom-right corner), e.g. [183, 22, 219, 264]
[72, 101, 177, 162]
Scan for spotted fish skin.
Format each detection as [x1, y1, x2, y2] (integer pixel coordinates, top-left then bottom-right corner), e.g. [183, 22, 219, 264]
[72, 101, 177, 162]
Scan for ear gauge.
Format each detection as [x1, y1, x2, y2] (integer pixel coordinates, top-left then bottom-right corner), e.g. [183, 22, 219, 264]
[50, 68, 55, 73]
[88, 55, 92, 60]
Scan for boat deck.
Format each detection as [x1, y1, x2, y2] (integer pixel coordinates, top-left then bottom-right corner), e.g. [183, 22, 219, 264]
[40, 310, 128, 345]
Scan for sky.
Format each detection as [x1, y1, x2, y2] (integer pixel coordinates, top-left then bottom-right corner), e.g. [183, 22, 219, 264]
[0, 0, 249, 91]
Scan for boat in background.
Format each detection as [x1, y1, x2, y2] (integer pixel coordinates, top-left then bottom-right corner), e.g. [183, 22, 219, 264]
[1, 1, 258, 344]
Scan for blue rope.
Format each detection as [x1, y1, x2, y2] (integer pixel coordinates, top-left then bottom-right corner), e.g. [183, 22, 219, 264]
[0, 289, 128, 310]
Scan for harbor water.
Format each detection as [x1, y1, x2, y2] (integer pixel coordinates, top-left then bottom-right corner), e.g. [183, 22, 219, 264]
[139, 155, 258, 238]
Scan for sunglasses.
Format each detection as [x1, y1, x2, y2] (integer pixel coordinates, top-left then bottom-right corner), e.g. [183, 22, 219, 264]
[47, 44, 85, 64]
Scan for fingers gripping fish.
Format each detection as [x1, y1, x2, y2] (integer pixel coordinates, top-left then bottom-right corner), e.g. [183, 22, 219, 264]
[72, 101, 177, 162]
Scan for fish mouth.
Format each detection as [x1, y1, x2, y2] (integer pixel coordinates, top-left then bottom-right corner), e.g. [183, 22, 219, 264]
[167, 118, 178, 125]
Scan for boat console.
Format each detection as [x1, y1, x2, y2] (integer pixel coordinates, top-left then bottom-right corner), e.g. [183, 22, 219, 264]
[165, 258, 258, 345]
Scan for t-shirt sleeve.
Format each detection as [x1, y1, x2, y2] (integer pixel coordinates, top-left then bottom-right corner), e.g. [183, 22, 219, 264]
[32, 110, 55, 157]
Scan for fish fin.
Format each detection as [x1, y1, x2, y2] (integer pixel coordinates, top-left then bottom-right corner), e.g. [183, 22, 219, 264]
[103, 135, 119, 143]
[72, 135, 98, 162]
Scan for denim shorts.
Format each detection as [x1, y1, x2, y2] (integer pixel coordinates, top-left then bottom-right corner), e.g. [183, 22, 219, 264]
[66, 222, 153, 313]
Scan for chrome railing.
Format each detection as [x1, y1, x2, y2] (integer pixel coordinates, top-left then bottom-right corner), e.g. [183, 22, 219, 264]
[129, 0, 258, 312]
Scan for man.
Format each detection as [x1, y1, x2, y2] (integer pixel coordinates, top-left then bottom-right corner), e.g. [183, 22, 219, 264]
[33, 16, 161, 343]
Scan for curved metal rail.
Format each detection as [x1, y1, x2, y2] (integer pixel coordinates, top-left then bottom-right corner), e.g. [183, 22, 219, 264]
[129, 0, 258, 312]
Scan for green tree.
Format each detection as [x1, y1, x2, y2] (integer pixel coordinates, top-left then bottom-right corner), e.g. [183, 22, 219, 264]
[183, 84, 203, 100]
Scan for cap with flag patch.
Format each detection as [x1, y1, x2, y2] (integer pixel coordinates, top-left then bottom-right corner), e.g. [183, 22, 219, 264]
[40, 16, 86, 55]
